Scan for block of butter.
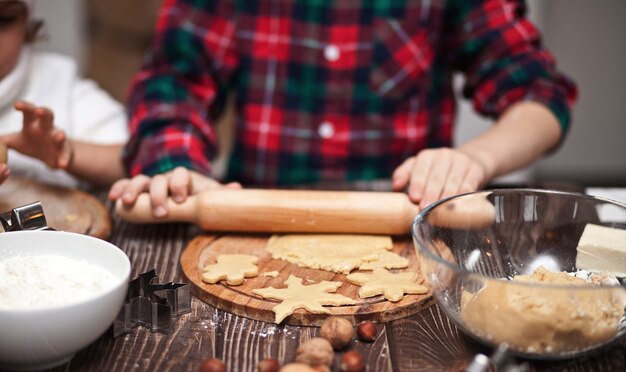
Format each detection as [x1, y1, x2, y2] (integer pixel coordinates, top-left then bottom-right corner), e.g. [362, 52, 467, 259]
[576, 223, 626, 277]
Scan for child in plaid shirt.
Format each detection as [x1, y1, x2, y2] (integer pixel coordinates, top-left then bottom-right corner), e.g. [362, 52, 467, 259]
[110, 0, 576, 217]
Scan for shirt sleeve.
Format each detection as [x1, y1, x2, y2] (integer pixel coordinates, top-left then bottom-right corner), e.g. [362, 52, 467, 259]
[123, 0, 239, 177]
[447, 0, 578, 136]
[70, 79, 129, 144]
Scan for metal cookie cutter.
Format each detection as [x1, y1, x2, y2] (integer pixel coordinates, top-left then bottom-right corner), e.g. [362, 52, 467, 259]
[113, 269, 191, 337]
[0, 201, 52, 232]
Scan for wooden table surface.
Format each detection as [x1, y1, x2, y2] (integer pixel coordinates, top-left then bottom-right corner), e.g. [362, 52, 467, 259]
[48, 184, 626, 372]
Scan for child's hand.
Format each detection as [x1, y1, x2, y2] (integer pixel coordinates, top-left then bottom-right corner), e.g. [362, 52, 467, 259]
[0, 164, 9, 185]
[0, 101, 72, 169]
[108, 166, 241, 217]
[0, 142, 8, 185]
[391, 148, 488, 209]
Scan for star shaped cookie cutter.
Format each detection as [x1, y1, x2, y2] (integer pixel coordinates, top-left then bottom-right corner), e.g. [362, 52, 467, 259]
[113, 269, 191, 337]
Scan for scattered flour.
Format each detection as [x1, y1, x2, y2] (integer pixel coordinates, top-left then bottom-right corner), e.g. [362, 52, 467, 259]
[0, 254, 118, 310]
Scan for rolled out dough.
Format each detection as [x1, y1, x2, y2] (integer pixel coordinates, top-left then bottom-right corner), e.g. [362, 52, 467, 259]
[266, 234, 407, 274]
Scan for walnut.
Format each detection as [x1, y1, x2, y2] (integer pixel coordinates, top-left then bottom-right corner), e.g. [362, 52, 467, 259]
[320, 317, 354, 350]
[295, 337, 334, 367]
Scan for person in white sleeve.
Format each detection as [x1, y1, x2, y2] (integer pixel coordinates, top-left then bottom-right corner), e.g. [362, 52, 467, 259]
[0, 0, 128, 188]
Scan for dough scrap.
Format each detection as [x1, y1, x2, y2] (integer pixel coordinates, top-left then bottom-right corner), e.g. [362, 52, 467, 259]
[359, 251, 409, 271]
[252, 275, 356, 323]
[346, 268, 428, 302]
[266, 234, 407, 274]
[202, 254, 259, 285]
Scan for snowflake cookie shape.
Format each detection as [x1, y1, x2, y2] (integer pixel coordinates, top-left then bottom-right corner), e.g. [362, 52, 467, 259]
[346, 268, 428, 302]
[252, 275, 356, 323]
[202, 254, 259, 285]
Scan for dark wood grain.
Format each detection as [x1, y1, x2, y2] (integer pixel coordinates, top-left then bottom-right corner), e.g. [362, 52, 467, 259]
[44, 185, 626, 372]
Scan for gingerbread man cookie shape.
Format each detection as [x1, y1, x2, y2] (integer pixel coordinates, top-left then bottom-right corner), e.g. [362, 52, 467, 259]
[346, 268, 428, 302]
[202, 254, 259, 285]
[252, 275, 356, 323]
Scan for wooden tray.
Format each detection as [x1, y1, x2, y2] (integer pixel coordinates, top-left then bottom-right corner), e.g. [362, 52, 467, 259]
[0, 178, 111, 239]
[180, 233, 434, 326]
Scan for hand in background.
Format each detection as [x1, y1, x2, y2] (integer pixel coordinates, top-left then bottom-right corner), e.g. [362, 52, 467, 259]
[391, 147, 489, 209]
[108, 166, 242, 217]
[0, 142, 8, 185]
[0, 101, 72, 169]
[0, 164, 9, 185]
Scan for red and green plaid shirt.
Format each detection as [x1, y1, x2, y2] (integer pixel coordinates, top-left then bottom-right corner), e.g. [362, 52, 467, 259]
[124, 0, 577, 186]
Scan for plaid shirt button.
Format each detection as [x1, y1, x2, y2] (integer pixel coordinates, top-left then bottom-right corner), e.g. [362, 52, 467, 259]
[318, 121, 335, 138]
[324, 45, 340, 62]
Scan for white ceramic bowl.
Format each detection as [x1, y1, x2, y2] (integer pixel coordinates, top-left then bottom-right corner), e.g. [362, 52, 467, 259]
[0, 231, 130, 371]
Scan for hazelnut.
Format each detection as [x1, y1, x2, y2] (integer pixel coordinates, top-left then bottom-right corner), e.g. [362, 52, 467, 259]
[201, 358, 226, 372]
[320, 317, 354, 350]
[279, 363, 317, 372]
[258, 358, 280, 372]
[312, 365, 330, 372]
[295, 337, 334, 367]
[356, 321, 377, 342]
[340, 350, 365, 372]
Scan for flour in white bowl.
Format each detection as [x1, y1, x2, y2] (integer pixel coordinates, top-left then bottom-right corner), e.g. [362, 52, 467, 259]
[0, 254, 118, 310]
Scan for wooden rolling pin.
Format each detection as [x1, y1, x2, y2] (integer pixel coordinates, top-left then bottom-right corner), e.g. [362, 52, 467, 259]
[115, 189, 420, 235]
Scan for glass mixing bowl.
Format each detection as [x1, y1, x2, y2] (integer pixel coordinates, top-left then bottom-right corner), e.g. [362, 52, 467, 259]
[412, 189, 626, 359]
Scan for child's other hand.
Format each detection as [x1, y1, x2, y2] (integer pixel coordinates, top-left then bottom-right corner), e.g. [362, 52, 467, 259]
[1, 101, 72, 169]
[0, 141, 8, 185]
[391, 148, 488, 209]
[108, 166, 241, 218]
[0, 164, 9, 186]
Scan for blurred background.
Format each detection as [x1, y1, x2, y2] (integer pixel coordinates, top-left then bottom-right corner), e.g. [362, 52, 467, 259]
[34, 0, 626, 186]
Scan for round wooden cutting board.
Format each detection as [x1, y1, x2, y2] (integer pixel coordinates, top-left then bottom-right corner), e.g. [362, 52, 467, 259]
[0, 178, 111, 239]
[180, 234, 434, 326]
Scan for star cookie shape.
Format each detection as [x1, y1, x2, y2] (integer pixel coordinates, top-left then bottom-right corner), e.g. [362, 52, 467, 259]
[346, 268, 428, 302]
[252, 275, 356, 323]
[202, 254, 259, 285]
